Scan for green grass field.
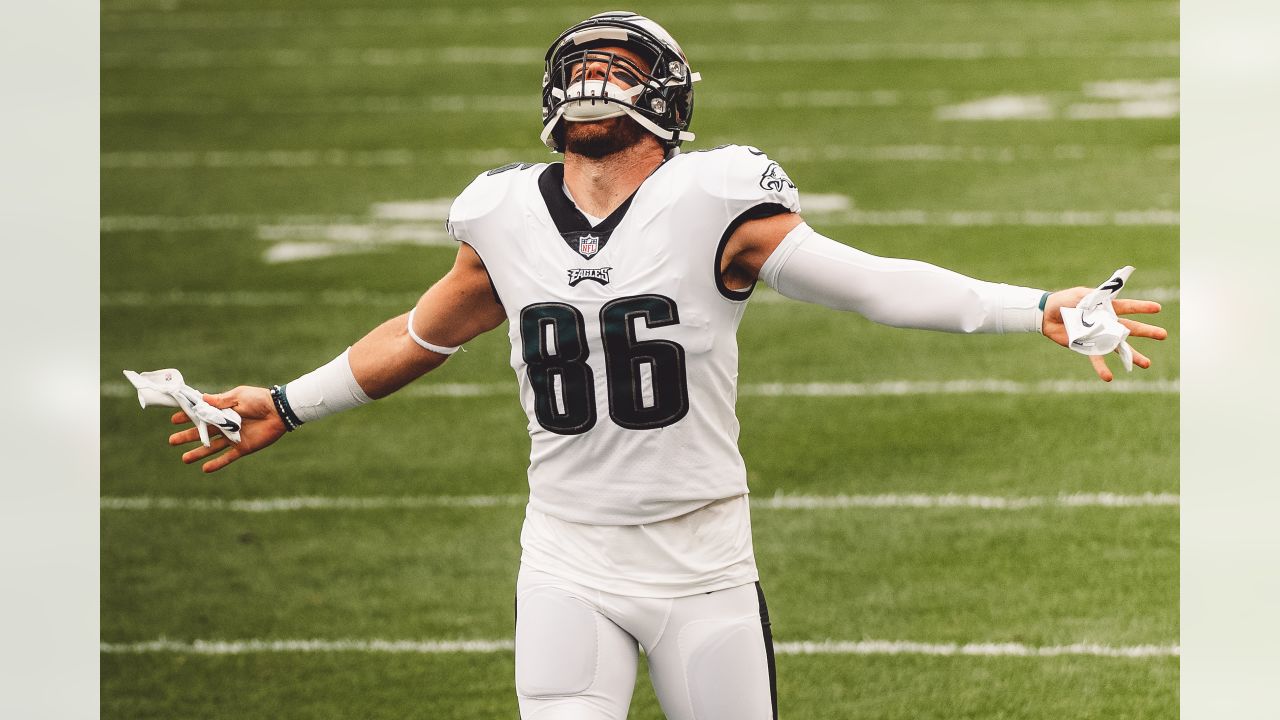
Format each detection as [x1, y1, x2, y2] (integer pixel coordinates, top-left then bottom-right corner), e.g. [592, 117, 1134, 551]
[101, 0, 1178, 717]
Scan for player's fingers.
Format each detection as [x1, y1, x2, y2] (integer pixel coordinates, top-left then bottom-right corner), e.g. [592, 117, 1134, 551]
[1119, 318, 1168, 340]
[202, 447, 243, 473]
[182, 436, 230, 464]
[203, 390, 238, 409]
[1090, 354, 1113, 382]
[1129, 346, 1152, 370]
[169, 426, 206, 446]
[171, 411, 191, 425]
[1113, 299, 1162, 315]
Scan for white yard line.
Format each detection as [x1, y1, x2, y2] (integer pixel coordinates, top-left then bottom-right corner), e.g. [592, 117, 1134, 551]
[101, 42, 1177, 69]
[100, 209, 1178, 233]
[755, 492, 1179, 509]
[100, 145, 1179, 168]
[100, 495, 525, 512]
[739, 379, 1180, 396]
[99, 637, 1179, 658]
[100, 378, 1180, 400]
[99, 91, 933, 115]
[101, 289, 421, 307]
[100, 493, 1178, 513]
[775, 640, 1179, 658]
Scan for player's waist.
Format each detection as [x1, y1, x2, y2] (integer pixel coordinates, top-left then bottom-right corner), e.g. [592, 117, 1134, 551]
[519, 495, 759, 597]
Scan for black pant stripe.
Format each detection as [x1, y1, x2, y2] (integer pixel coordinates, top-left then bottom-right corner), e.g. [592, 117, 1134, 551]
[755, 581, 779, 720]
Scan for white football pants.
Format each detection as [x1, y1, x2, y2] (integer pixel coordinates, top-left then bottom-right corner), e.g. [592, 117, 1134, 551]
[514, 565, 778, 720]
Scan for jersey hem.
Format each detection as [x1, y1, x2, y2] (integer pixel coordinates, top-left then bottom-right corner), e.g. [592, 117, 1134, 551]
[518, 558, 761, 600]
[526, 487, 750, 526]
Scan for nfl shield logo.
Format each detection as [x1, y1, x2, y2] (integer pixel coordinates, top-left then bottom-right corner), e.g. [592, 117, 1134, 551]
[578, 233, 600, 258]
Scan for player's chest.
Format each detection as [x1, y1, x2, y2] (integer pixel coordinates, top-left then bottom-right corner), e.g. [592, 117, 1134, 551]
[493, 214, 710, 308]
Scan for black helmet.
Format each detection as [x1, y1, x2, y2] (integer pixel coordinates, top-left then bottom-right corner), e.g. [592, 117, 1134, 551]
[540, 11, 701, 153]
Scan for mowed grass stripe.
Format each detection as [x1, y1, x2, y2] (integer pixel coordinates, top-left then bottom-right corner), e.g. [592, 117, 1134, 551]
[100, 651, 1178, 720]
[101, 508, 1176, 643]
[100, 637, 1178, 658]
[100, 492, 1178, 512]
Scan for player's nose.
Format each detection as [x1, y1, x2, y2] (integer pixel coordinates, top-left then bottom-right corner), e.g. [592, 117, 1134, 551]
[575, 58, 611, 82]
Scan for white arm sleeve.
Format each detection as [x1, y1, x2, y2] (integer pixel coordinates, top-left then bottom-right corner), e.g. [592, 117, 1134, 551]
[758, 223, 1047, 334]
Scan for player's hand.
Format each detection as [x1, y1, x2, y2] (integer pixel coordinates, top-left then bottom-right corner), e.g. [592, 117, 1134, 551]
[168, 386, 286, 472]
[1041, 287, 1168, 382]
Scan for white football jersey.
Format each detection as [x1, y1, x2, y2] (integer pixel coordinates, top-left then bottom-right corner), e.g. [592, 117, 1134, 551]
[447, 144, 801, 526]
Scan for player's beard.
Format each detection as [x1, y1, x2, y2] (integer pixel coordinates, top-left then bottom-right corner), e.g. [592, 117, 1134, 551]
[563, 115, 650, 159]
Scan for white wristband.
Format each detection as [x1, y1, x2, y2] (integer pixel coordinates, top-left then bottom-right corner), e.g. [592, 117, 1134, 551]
[283, 348, 372, 424]
[407, 307, 461, 355]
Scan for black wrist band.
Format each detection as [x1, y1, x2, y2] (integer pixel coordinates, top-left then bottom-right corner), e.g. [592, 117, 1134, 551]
[270, 384, 304, 431]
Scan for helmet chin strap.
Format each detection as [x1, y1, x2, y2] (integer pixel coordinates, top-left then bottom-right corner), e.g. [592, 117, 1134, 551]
[541, 78, 698, 151]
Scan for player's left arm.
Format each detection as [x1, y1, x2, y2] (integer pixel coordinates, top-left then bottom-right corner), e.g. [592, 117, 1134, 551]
[720, 213, 1167, 382]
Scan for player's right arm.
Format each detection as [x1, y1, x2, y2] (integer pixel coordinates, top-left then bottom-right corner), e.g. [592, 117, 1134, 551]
[168, 242, 506, 473]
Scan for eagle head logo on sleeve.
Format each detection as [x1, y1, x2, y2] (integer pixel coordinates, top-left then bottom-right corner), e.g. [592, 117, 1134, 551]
[759, 162, 797, 192]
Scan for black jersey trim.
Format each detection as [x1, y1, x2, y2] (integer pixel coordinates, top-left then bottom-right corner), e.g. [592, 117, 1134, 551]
[714, 202, 792, 302]
[537, 163, 639, 235]
[756, 582, 779, 720]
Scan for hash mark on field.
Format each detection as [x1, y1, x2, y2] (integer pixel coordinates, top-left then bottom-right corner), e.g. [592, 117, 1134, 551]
[99, 637, 1179, 658]
[100, 378, 1180, 400]
[937, 80, 1179, 121]
[99, 493, 1178, 513]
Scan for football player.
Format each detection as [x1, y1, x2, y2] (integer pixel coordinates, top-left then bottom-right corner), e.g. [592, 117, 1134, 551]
[164, 12, 1167, 720]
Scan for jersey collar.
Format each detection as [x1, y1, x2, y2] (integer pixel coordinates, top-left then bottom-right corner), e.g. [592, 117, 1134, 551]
[537, 163, 647, 260]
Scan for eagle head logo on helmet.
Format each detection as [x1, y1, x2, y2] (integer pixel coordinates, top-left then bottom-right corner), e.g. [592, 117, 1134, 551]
[540, 12, 702, 154]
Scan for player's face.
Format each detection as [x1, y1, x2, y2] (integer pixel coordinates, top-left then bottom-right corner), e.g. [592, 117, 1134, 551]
[563, 45, 656, 158]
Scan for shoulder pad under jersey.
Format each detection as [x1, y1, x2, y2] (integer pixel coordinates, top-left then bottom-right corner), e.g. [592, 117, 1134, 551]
[689, 144, 802, 214]
[446, 162, 543, 245]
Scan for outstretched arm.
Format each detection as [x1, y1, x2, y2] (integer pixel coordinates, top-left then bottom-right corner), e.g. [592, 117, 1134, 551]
[168, 243, 507, 472]
[721, 213, 1166, 380]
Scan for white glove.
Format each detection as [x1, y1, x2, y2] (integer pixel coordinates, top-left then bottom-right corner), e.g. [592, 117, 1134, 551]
[123, 368, 242, 447]
[1059, 266, 1136, 371]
